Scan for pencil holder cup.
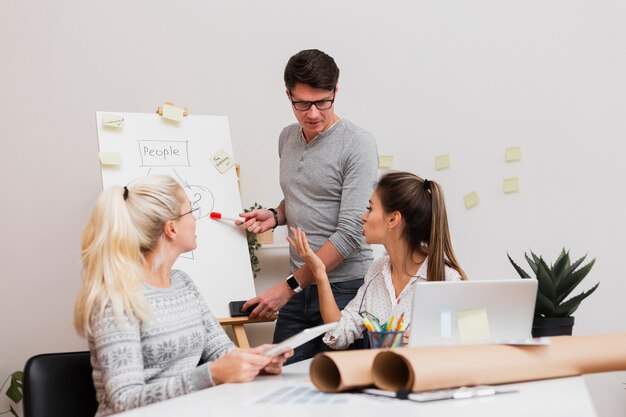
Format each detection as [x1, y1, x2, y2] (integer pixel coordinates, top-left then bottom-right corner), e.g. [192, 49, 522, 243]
[368, 330, 405, 349]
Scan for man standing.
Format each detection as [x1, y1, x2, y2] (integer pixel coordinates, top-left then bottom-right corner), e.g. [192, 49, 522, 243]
[240, 49, 378, 362]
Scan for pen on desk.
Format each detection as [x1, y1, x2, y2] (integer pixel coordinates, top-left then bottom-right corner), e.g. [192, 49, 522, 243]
[362, 386, 518, 403]
[209, 212, 247, 222]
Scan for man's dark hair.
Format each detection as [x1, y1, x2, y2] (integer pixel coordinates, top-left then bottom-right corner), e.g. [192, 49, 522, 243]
[284, 49, 339, 92]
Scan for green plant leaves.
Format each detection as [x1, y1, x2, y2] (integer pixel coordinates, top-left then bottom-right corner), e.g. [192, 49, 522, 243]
[244, 203, 263, 277]
[5, 371, 23, 404]
[535, 291, 555, 318]
[534, 255, 556, 303]
[554, 282, 600, 317]
[507, 253, 530, 278]
[508, 248, 599, 319]
[556, 257, 595, 303]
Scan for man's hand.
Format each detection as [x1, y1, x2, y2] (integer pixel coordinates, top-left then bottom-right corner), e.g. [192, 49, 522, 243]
[244, 282, 293, 320]
[236, 208, 275, 234]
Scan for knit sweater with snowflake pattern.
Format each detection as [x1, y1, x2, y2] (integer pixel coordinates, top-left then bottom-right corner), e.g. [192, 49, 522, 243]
[89, 269, 235, 416]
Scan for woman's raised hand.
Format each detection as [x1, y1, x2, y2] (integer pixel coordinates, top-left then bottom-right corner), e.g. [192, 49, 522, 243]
[286, 227, 327, 278]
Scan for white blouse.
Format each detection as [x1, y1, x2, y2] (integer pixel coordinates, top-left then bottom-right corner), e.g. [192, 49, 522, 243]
[323, 256, 462, 350]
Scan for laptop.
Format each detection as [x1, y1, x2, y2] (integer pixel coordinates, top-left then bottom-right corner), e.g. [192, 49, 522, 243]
[408, 279, 540, 346]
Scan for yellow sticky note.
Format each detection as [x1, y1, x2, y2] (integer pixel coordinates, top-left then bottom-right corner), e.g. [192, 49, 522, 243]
[102, 114, 124, 128]
[379, 155, 394, 169]
[505, 146, 521, 162]
[98, 152, 123, 166]
[463, 191, 480, 209]
[210, 149, 235, 174]
[503, 177, 520, 194]
[457, 308, 490, 343]
[435, 154, 450, 170]
[162, 105, 185, 122]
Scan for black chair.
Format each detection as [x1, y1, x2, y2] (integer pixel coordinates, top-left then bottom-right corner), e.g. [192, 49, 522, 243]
[23, 351, 98, 417]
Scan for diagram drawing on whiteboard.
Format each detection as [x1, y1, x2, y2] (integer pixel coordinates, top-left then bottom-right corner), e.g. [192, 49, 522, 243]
[140, 139, 216, 260]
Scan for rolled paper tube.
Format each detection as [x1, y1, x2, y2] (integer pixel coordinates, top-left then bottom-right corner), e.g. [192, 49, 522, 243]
[372, 333, 626, 392]
[309, 349, 380, 393]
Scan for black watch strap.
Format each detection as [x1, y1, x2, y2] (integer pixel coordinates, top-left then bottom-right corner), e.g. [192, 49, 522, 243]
[268, 208, 279, 231]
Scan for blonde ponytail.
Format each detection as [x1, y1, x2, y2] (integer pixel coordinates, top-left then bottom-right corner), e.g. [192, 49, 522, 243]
[74, 176, 184, 336]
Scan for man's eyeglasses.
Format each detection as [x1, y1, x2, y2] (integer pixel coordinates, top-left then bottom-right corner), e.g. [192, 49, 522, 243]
[173, 206, 200, 220]
[289, 89, 335, 111]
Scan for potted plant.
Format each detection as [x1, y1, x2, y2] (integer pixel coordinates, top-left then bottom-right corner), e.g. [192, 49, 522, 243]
[507, 249, 599, 337]
[243, 203, 263, 277]
[1, 371, 23, 417]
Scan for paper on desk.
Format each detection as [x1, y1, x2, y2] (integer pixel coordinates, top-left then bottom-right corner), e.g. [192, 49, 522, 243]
[249, 383, 379, 405]
[310, 349, 379, 393]
[371, 333, 626, 393]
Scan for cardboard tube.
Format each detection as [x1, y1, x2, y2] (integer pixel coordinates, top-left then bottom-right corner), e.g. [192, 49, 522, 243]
[372, 333, 626, 392]
[309, 349, 380, 393]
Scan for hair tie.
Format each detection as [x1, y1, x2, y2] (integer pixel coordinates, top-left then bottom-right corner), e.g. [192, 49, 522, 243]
[423, 179, 431, 192]
[123, 186, 129, 200]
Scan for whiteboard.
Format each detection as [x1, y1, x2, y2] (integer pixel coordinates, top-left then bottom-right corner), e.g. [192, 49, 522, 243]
[95, 112, 255, 317]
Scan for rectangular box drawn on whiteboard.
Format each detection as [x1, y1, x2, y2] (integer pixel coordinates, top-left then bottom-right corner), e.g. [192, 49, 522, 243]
[138, 140, 191, 167]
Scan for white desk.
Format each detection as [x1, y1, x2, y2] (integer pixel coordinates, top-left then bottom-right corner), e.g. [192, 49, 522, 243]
[118, 359, 598, 417]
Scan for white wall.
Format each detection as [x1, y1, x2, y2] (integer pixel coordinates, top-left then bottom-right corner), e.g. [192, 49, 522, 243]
[1, 1, 625, 416]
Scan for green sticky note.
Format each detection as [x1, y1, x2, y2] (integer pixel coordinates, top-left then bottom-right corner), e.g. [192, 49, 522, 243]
[457, 308, 490, 343]
[505, 146, 521, 162]
[435, 154, 450, 170]
[463, 191, 480, 209]
[503, 177, 520, 194]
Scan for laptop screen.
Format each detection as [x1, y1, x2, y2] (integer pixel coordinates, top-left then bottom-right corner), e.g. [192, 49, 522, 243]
[408, 279, 537, 346]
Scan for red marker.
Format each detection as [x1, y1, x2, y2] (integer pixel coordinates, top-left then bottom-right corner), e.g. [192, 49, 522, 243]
[210, 212, 247, 222]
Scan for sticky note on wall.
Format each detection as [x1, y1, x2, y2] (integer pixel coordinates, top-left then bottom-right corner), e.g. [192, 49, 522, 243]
[379, 155, 394, 169]
[463, 191, 480, 209]
[505, 146, 521, 162]
[457, 308, 490, 343]
[98, 152, 123, 166]
[435, 154, 450, 170]
[503, 177, 520, 193]
[102, 114, 124, 128]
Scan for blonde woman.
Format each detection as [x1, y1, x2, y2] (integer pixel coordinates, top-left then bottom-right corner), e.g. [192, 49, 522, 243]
[75, 175, 290, 416]
[288, 171, 467, 349]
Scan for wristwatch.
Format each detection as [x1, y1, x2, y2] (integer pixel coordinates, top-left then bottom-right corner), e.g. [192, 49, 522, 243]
[268, 208, 279, 231]
[286, 274, 302, 294]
